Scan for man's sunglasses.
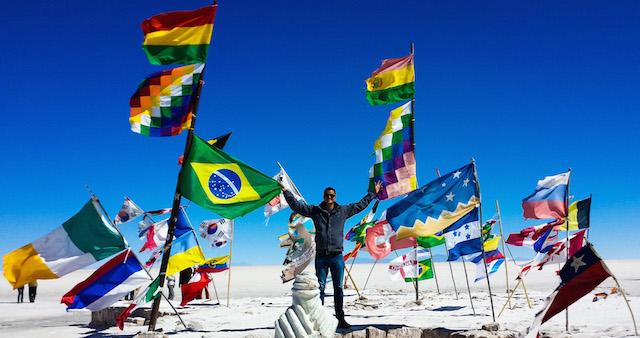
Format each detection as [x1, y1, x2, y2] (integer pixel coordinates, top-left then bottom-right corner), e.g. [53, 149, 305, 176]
[324, 194, 336, 198]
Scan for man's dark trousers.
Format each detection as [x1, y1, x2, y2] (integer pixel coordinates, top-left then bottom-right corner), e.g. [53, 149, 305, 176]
[315, 253, 345, 319]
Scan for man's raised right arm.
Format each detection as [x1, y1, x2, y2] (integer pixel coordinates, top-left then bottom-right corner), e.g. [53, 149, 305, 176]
[282, 190, 314, 217]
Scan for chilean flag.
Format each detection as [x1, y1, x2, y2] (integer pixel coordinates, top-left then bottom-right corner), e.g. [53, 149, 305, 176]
[61, 250, 149, 311]
[522, 171, 570, 220]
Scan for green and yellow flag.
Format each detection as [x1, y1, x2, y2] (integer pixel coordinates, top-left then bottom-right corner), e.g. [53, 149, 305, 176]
[556, 197, 591, 231]
[416, 234, 445, 248]
[365, 53, 415, 105]
[178, 135, 281, 219]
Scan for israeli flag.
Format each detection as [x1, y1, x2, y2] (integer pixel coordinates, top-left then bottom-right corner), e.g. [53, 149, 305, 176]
[444, 208, 482, 261]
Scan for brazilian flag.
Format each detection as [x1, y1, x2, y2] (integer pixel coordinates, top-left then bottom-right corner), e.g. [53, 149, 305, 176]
[179, 135, 281, 219]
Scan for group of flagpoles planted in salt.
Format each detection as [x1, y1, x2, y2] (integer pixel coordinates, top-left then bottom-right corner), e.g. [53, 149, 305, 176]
[274, 271, 338, 338]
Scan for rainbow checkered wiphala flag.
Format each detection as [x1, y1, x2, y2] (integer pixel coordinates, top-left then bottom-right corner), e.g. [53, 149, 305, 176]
[369, 101, 417, 200]
[129, 63, 204, 137]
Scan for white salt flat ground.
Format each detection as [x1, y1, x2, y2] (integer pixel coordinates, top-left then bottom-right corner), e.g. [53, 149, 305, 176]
[0, 260, 638, 337]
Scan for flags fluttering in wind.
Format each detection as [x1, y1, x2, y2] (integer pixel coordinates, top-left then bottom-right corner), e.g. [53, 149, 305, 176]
[178, 135, 281, 219]
[522, 171, 570, 219]
[3, 199, 126, 288]
[129, 64, 204, 137]
[114, 197, 144, 224]
[368, 101, 417, 200]
[117, 277, 161, 330]
[443, 207, 482, 261]
[388, 247, 433, 282]
[61, 249, 149, 311]
[526, 243, 612, 338]
[141, 5, 217, 65]
[199, 218, 233, 248]
[384, 163, 479, 240]
[365, 53, 415, 106]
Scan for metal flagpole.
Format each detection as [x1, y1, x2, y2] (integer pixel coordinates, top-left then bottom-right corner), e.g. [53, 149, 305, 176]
[148, 74, 206, 331]
[461, 258, 476, 315]
[472, 159, 496, 322]
[435, 168, 459, 299]
[226, 221, 234, 307]
[428, 247, 440, 294]
[414, 245, 420, 304]
[210, 276, 221, 305]
[495, 200, 511, 309]
[565, 169, 572, 332]
[88, 192, 188, 329]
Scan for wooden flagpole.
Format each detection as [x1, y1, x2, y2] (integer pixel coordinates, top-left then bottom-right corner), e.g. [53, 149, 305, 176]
[472, 159, 496, 322]
[88, 192, 188, 329]
[344, 252, 358, 288]
[226, 221, 234, 307]
[495, 200, 511, 309]
[148, 74, 205, 331]
[565, 168, 572, 332]
[363, 259, 378, 291]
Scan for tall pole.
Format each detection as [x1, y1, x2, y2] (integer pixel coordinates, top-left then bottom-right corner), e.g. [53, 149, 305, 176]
[414, 245, 420, 304]
[472, 159, 496, 322]
[461, 258, 476, 316]
[428, 247, 440, 294]
[89, 192, 188, 329]
[436, 168, 460, 300]
[435, 168, 459, 299]
[495, 200, 511, 309]
[363, 259, 378, 291]
[564, 169, 572, 332]
[148, 75, 205, 331]
[226, 221, 234, 307]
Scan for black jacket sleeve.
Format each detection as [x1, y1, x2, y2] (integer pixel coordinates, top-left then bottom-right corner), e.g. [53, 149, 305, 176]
[283, 190, 314, 218]
[345, 191, 376, 219]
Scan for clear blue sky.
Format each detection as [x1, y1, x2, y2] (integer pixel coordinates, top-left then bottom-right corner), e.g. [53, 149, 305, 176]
[1, 0, 639, 266]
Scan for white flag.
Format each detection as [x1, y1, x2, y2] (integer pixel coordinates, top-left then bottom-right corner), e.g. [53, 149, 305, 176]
[114, 197, 144, 224]
[388, 247, 429, 281]
[199, 218, 234, 248]
[264, 163, 305, 222]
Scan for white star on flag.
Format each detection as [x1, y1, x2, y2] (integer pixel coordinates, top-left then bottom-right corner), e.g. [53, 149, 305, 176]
[453, 171, 462, 179]
[446, 192, 455, 201]
[463, 178, 470, 187]
[570, 255, 587, 272]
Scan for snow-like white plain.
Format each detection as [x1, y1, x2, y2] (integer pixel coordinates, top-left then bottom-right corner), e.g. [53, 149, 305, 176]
[1, 260, 638, 337]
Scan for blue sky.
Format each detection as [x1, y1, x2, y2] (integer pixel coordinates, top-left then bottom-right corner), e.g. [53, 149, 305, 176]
[1, 0, 639, 266]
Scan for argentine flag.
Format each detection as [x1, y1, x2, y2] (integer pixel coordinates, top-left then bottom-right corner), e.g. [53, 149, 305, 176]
[444, 208, 482, 261]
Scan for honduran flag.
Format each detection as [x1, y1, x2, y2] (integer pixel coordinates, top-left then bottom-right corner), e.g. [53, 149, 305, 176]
[61, 249, 149, 311]
[522, 171, 570, 220]
[444, 208, 483, 261]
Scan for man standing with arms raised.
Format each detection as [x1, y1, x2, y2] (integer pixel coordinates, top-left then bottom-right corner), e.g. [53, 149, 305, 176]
[282, 181, 382, 329]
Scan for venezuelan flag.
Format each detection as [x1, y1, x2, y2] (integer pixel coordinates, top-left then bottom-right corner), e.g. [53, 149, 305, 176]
[141, 5, 217, 65]
[365, 53, 415, 105]
[166, 232, 205, 276]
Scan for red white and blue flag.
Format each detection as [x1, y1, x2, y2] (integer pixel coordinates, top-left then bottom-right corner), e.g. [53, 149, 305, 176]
[525, 243, 611, 337]
[468, 249, 505, 282]
[61, 249, 149, 311]
[522, 171, 570, 220]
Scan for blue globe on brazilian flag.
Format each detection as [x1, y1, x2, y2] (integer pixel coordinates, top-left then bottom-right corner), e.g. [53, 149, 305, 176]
[179, 135, 281, 219]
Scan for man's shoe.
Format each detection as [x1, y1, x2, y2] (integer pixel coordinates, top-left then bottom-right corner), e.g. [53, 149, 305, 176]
[337, 319, 351, 329]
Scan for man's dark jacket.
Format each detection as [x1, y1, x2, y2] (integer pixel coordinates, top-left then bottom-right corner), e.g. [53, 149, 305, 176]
[283, 190, 376, 256]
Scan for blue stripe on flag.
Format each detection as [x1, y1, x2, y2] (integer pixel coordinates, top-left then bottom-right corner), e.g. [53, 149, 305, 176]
[66, 256, 143, 309]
